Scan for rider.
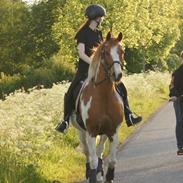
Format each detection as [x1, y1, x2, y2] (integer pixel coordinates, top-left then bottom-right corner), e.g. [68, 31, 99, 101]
[55, 4, 142, 133]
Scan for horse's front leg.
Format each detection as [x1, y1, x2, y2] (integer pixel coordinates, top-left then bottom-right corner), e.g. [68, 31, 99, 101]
[86, 132, 98, 183]
[105, 129, 119, 183]
[96, 135, 107, 183]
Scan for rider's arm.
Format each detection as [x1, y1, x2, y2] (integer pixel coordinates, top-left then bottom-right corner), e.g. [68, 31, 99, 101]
[77, 43, 92, 65]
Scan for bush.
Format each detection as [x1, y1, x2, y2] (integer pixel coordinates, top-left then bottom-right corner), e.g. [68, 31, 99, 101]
[51, 56, 75, 82]
[0, 73, 23, 99]
[0, 57, 75, 99]
[125, 48, 144, 73]
[166, 53, 181, 72]
[25, 68, 55, 88]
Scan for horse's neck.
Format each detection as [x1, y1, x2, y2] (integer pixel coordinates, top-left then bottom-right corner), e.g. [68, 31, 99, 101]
[88, 56, 114, 92]
[95, 64, 114, 92]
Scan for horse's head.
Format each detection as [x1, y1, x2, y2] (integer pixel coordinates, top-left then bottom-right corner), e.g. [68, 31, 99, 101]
[100, 31, 124, 82]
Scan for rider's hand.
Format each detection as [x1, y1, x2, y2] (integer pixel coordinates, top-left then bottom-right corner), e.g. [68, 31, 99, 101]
[169, 96, 177, 102]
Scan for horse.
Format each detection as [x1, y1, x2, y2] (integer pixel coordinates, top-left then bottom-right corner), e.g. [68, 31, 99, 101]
[71, 31, 124, 183]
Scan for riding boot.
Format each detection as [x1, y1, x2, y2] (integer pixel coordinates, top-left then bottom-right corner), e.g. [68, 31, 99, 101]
[55, 93, 74, 133]
[116, 82, 142, 127]
[55, 72, 88, 133]
[123, 98, 142, 127]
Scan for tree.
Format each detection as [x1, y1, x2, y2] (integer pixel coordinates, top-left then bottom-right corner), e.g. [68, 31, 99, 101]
[0, 0, 30, 74]
[25, 0, 60, 65]
[173, 0, 183, 55]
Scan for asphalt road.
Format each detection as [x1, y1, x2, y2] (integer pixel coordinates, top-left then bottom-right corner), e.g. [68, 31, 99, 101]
[80, 102, 183, 183]
[114, 102, 183, 183]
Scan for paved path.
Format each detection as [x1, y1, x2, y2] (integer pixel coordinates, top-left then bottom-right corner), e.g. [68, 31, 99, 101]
[80, 103, 183, 183]
[114, 102, 183, 183]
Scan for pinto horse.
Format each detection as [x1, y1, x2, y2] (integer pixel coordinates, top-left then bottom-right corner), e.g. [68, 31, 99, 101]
[71, 32, 124, 183]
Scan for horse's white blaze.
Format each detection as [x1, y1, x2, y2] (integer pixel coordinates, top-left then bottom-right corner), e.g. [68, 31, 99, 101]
[111, 46, 122, 78]
[80, 96, 92, 127]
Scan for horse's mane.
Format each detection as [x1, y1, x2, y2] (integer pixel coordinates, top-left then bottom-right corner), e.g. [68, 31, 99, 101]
[88, 43, 103, 82]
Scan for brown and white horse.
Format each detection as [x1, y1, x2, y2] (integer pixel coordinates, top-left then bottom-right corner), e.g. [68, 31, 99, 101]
[71, 32, 124, 183]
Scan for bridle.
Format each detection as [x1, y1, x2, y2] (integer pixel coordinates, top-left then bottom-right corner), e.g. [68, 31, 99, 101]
[92, 44, 123, 86]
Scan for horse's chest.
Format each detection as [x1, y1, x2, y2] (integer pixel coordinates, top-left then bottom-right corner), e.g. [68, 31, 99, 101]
[80, 93, 123, 134]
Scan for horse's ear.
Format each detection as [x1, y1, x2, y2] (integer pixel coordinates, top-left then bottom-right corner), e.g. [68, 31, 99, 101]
[117, 32, 123, 42]
[106, 31, 112, 41]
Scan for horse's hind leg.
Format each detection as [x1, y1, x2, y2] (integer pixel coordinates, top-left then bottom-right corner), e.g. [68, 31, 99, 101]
[96, 135, 107, 183]
[105, 131, 119, 183]
[86, 132, 98, 183]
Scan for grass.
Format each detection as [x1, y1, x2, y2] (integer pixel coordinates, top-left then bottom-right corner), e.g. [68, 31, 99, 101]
[0, 71, 170, 183]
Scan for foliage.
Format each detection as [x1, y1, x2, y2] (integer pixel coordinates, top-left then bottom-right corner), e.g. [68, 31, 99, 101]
[173, 2, 183, 55]
[125, 48, 144, 73]
[0, 0, 30, 74]
[0, 0, 182, 81]
[0, 58, 74, 99]
[166, 53, 182, 72]
[52, 0, 181, 72]
[25, 0, 60, 64]
[0, 0, 60, 75]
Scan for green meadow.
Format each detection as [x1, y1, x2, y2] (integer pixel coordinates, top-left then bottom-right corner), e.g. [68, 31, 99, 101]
[0, 72, 170, 183]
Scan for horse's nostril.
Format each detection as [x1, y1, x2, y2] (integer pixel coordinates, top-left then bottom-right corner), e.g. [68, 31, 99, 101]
[118, 73, 122, 79]
[113, 73, 122, 81]
[116, 73, 122, 81]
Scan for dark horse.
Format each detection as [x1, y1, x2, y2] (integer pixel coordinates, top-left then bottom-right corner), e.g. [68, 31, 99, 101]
[71, 32, 124, 183]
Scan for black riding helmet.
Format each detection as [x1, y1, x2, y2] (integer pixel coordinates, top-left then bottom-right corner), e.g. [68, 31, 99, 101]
[85, 4, 106, 20]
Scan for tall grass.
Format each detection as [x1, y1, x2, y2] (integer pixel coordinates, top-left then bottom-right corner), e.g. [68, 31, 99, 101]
[0, 72, 170, 183]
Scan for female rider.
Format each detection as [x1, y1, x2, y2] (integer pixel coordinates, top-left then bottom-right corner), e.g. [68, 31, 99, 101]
[56, 4, 142, 133]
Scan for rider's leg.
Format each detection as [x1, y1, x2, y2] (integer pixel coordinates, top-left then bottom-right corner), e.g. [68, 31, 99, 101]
[55, 72, 87, 133]
[116, 82, 142, 127]
[55, 83, 75, 133]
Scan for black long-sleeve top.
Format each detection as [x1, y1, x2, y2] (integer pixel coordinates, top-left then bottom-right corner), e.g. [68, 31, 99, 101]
[169, 64, 183, 97]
